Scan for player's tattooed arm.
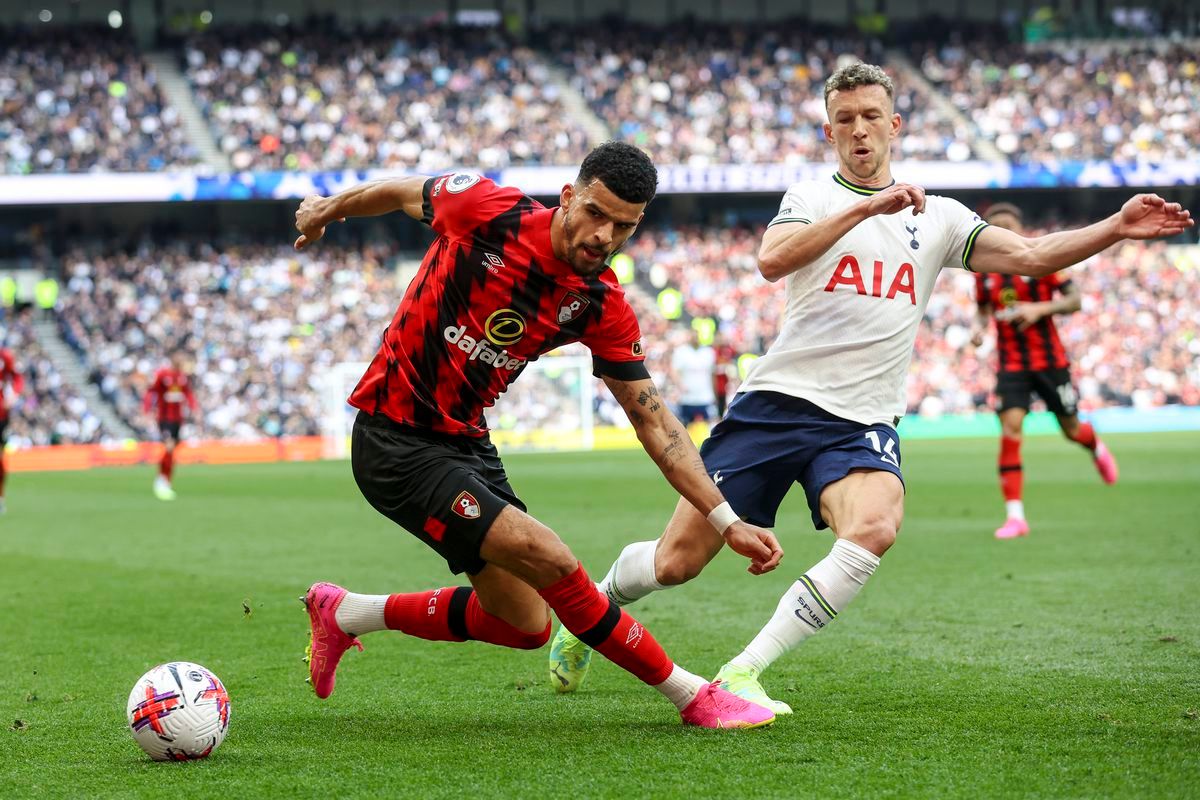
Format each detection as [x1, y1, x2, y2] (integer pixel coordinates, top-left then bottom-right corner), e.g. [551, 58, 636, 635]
[602, 374, 718, 508]
[295, 175, 430, 249]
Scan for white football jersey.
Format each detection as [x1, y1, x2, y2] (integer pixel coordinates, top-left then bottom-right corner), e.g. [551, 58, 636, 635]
[739, 173, 989, 427]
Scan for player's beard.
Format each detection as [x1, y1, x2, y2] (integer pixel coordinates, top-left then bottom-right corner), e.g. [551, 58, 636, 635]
[563, 211, 614, 277]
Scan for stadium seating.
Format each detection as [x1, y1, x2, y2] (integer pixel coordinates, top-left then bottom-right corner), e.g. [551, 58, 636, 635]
[182, 25, 592, 171]
[916, 38, 1200, 163]
[0, 26, 199, 174]
[543, 20, 971, 165]
[57, 241, 407, 441]
[1, 311, 106, 447]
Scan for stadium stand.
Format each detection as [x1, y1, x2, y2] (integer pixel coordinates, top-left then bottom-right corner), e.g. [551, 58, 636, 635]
[57, 240, 407, 440]
[916, 37, 1200, 164]
[181, 24, 593, 171]
[543, 19, 970, 165]
[1, 309, 107, 446]
[0, 25, 199, 174]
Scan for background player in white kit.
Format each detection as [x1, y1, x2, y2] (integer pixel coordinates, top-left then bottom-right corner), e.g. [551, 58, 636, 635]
[548, 63, 1192, 710]
[670, 327, 717, 424]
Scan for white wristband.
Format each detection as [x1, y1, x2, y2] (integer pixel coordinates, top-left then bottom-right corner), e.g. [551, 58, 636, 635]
[707, 501, 740, 536]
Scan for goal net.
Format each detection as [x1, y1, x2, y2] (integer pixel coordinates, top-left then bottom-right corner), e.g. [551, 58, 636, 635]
[321, 355, 596, 458]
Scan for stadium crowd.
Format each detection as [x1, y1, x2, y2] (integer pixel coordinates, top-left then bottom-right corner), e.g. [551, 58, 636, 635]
[0, 26, 198, 174]
[57, 240, 404, 441]
[183, 25, 592, 171]
[6, 21, 1197, 173]
[1, 309, 106, 447]
[917, 38, 1200, 164]
[545, 20, 971, 166]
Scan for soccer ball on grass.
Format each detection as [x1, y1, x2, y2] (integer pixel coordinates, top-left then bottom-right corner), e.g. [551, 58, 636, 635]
[126, 661, 230, 761]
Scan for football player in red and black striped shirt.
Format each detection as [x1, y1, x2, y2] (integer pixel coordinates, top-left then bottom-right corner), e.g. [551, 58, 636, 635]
[971, 204, 1119, 540]
[142, 350, 198, 501]
[293, 143, 781, 729]
[0, 347, 24, 514]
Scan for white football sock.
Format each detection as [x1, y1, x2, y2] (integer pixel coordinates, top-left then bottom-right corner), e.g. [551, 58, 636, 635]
[729, 538, 880, 674]
[334, 592, 387, 635]
[596, 540, 664, 606]
[1006, 500, 1026, 521]
[654, 664, 707, 710]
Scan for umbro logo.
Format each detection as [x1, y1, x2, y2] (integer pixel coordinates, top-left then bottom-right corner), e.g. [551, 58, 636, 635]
[483, 253, 505, 274]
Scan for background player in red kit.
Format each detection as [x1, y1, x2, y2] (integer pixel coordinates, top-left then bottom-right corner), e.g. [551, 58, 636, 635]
[292, 142, 782, 729]
[0, 347, 24, 514]
[971, 204, 1119, 540]
[142, 350, 198, 501]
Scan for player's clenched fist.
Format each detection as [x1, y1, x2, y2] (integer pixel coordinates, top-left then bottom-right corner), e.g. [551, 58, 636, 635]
[865, 182, 926, 218]
[294, 195, 344, 250]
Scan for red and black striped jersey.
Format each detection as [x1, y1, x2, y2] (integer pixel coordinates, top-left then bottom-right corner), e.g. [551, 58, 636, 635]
[0, 348, 23, 421]
[975, 272, 1071, 373]
[142, 367, 198, 423]
[349, 173, 646, 437]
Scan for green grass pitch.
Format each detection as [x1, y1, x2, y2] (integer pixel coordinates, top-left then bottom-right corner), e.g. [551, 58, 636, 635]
[2, 432, 1198, 799]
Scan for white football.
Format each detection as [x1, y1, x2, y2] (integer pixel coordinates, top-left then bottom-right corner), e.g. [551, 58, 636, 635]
[126, 662, 230, 761]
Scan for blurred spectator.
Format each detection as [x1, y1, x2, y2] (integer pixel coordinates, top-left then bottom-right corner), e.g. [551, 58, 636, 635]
[0, 25, 199, 174]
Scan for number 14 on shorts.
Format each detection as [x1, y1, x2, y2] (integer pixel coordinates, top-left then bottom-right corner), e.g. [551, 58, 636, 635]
[864, 431, 900, 467]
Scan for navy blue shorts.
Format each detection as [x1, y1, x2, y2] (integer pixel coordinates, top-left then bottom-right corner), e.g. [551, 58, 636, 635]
[698, 391, 905, 530]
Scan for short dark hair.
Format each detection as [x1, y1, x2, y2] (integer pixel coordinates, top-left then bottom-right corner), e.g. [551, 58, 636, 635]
[577, 142, 657, 204]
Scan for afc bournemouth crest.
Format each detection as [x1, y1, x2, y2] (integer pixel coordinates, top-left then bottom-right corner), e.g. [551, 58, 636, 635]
[452, 491, 481, 519]
[557, 291, 590, 325]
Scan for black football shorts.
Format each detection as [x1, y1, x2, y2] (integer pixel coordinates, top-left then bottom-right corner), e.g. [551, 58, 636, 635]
[159, 421, 182, 443]
[996, 368, 1078, 416]
[350, 411, 526, 575]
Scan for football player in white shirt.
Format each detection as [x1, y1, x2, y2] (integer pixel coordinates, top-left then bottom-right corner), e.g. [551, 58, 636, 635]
[548, 63, 1192, 711]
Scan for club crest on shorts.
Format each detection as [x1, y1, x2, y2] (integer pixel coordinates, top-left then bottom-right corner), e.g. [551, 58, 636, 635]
[452, 491, 481, 519]
[557, 291, 590, 324]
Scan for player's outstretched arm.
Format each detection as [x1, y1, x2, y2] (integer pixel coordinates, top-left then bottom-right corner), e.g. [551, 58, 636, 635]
[970, 194, 1193, 277]
[294, 175, 430, 250]
[758, 183, 926, 282]
[602, 374, 783, 575]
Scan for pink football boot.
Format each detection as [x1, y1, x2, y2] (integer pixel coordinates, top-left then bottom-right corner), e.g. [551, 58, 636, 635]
[679, 682, 775, 729]
[1093, 441, 1119, 485]
[994, 518, 1030, 540]
[302, 582, 364, 699]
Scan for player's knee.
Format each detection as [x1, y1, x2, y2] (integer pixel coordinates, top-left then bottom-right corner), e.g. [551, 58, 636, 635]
[845, 516, 899, 557]
[529, 539, 579, 584]
[654, 541, 708, 586]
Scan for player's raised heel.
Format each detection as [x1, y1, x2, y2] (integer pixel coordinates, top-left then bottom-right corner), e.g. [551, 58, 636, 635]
[302, 582, 364, 699]
[548, 625, 593, 693]
[714, 663, 793, 715]
[994, 518, 1030, 539]
[680, 682, 775, 729]
[1093, 442, 1119, 485]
